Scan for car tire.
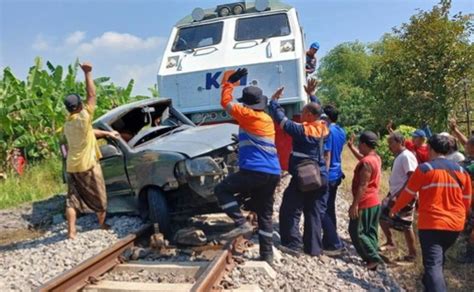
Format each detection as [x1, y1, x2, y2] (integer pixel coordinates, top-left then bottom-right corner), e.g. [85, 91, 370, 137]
[147, 188, 171, 237]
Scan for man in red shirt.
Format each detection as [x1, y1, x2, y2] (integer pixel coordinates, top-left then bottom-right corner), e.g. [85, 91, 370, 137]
[391, 134, 472, 292]
[347, 131, 383, 270]
[405, 129, 430, 163]
[387, 121, 429, 163]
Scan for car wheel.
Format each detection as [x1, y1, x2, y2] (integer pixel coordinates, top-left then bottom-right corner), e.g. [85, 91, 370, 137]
[147, 188, 171, 237]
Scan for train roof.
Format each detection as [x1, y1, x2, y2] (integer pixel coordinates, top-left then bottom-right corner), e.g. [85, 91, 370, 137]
[175, 0, 293, 27]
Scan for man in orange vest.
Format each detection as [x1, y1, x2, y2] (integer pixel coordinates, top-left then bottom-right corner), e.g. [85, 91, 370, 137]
[215, 68, 281, 264]
[270, 86, 329, 257]
[391, 134, 472, 291]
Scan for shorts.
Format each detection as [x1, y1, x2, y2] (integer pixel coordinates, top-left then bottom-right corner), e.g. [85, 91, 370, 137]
[380, 192, 415, 231]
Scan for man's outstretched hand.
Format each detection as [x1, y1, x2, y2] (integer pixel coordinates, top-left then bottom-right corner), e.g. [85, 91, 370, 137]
[80, 62, 93, 74]
[228, 68, 248, 83]
[272, 87, 285, 101]
[304, 78, 318, 96]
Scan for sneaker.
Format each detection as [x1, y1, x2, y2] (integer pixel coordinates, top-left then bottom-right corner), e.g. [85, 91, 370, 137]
[278, 245, 303, 257]
[323, 247, 345, 257]
[221, 222, 254, 239]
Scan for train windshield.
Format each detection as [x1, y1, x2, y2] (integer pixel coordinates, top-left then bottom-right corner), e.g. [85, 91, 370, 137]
[235, 13, 291, 41]
[172, 22, 224, 52]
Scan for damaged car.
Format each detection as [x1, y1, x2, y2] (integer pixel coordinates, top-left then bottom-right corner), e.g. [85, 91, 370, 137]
[84, 98, 238, 236]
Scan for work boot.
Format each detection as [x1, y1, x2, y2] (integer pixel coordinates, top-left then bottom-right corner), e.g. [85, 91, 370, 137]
[278, 245, 303, 257]
[221, 222, 254, 239]
[260, 253, 274, 265]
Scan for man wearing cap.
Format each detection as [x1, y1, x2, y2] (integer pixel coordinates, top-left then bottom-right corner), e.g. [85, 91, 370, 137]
[387, 122, 430, 163]
[306, 42, 319, 75]
[270, 86, 329, 257]
[347, 131, 383, 270]
[63, 62, 119, 239]
[215, 68, 281, 264]
[406, 129, 430, 163]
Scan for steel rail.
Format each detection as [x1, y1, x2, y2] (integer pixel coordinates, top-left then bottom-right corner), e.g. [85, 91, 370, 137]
[37, 224, 152, 292]
[38, 225, 249, 292]
[191, 236, 249, 292]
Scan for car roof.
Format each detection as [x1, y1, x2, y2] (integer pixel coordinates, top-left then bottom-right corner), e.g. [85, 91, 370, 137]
[95, 98, 172, 125]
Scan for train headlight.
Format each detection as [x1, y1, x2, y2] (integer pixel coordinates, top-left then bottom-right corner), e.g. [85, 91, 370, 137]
[191, 7, 205, 21]
[166, 56, 179, 68]
[232, 4, 244, 15]
[280, 39, 295, 52]
[218, 6, 231, 17]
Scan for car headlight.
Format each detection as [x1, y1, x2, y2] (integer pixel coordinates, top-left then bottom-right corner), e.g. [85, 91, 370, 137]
[175, 156, 223, 182]
[280, 39, 295, 53]
[186, 157, 223, 176]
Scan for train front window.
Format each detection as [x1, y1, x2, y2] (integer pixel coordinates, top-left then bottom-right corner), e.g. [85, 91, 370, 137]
[235, 13, 290, 41]
[172, 22, 224, 52]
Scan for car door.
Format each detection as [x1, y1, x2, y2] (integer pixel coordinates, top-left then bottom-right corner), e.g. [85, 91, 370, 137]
[97, 137, 137, 212]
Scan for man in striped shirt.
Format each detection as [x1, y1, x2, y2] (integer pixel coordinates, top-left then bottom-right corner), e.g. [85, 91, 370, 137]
[391, 134, 472, 292]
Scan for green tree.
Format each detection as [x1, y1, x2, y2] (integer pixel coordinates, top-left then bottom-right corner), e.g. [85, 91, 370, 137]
[318, 42, 377, 129]
[370, 0, 473, 131]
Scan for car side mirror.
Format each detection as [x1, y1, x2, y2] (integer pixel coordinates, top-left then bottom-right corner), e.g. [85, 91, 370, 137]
[100, 144, 122, 159]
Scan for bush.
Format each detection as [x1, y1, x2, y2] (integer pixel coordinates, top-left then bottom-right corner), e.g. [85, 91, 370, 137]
[0, 57, 141, 171]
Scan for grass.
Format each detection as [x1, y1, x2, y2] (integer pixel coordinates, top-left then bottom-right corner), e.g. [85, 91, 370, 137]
[0, 157, 65, 209]
[340, 147, 474, 291]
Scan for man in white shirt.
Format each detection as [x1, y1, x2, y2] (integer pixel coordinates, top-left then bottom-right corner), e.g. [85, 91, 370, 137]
[380, 132, 418, 262]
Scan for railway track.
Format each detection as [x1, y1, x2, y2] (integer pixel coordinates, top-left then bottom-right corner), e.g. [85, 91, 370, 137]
[38, 223, 269, 292]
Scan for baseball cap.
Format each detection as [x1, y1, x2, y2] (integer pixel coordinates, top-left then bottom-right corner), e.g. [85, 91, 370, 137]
[412, 129, 427, 138]
[64, 94, 83, 112]
[237, 86, 268, 110]
[359, 131, 379, 148]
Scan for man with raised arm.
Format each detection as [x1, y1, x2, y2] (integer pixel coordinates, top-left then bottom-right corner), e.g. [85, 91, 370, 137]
[63, 62, 119, 239]
[214, 68, 281, 264]
[270, 86, 329, 257]
[347, 131, 383, 270]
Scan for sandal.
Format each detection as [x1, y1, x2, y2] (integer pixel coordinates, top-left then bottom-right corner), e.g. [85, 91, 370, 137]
[397, 255, 416, 265]
[379, 243, 397, 252]
[367, 262, 379, 271]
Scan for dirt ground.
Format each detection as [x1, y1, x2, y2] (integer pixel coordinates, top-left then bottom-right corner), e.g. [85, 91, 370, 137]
[340, 148, 474, 291]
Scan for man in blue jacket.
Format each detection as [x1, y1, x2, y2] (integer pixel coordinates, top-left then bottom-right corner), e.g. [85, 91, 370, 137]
[321, 105, 345, 254]
[270, 86, 329, 256]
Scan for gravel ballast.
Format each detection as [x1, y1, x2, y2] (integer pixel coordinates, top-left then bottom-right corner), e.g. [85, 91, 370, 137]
[0, 214, 143, 291]
[229, 173, 402, 291]
[1, 173, 402, 291]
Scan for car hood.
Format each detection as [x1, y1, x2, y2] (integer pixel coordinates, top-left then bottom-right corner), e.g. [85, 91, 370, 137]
[144, 123, 238, 157]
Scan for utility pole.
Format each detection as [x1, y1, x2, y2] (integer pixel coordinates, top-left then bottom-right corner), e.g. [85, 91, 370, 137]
[463, 78, 472, 135]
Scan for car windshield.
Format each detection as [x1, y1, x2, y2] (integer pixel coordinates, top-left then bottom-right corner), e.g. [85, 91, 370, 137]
[172, 22, 224, 52]
[111, 101, 193, 147]
[235, 13, 290, 41]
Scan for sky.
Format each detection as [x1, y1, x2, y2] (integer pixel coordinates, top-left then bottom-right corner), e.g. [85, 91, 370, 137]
[1, 0, 473, 96]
